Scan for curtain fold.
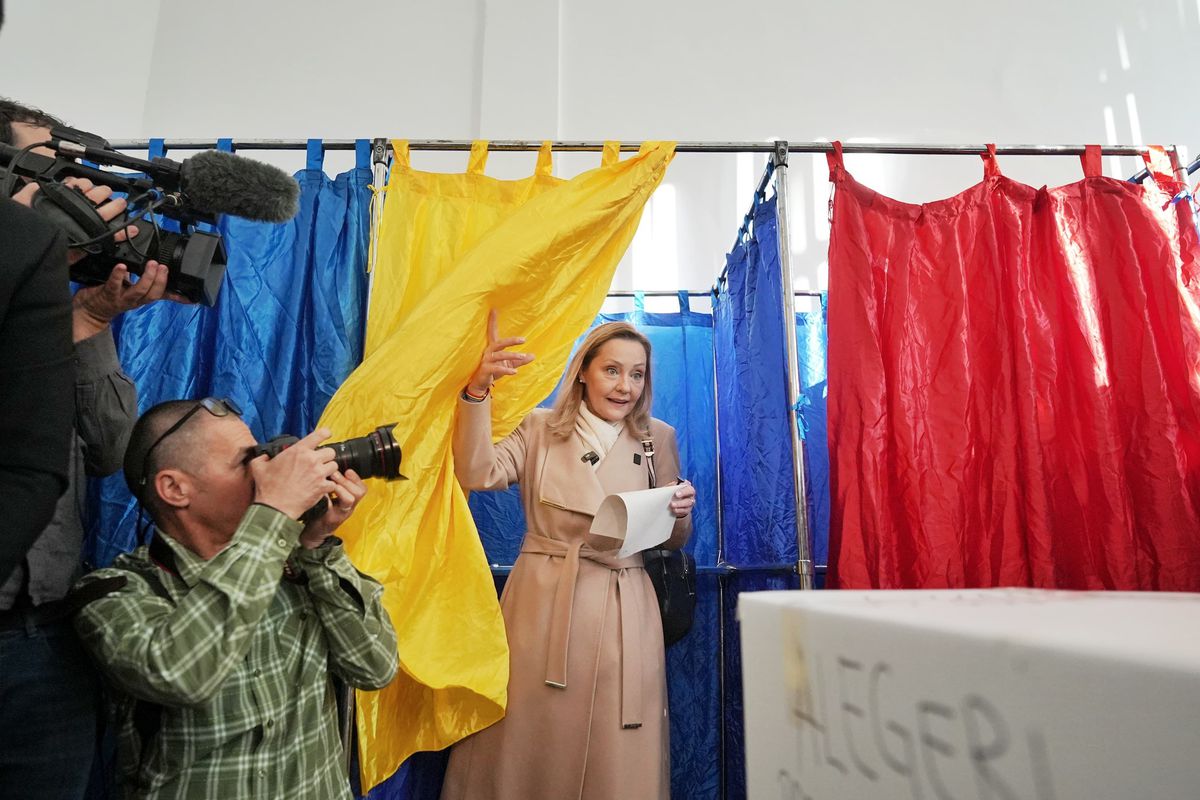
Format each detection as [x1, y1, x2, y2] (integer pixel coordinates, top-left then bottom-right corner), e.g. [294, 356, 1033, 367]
[621, 300, 720, 800]
[827, 158, 1200, 590]
[85, 143, 371, 566]
[318, 142, 675, 793]
[715, 197, 800, 568]
[713, 196, 800, 800]
[796, 300, 829, 569]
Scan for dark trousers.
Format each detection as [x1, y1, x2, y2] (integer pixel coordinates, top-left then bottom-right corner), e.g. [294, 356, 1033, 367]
[0, 616, 99, 800]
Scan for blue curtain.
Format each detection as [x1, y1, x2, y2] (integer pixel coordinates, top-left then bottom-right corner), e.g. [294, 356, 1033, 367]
[84, 138, 371, 567]
[459, 297, 721, 800]
[713, 194, 801, 800]
[796, 300, 829, 569]
[356, 750, 448, 800]
[617, 297, 720, 800]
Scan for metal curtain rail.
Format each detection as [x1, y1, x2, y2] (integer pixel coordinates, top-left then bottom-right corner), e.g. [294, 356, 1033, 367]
[715, 161, 777, 288]
[487, 563, 809, 576]
[730, 161, 776, 252]
[107, 138, 1169, 156]
[606, 291, 708, 298]
[771, 143, 814, 591]
[1129, 152, 1200, 183]
[604, 290, 826, 298]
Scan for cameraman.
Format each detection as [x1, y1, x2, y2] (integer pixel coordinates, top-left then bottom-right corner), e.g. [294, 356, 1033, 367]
[72, 401, 398, 799]
[0, 187, 72, 583]
[0, 98, 177, 800]
[0, 0, 73, 601]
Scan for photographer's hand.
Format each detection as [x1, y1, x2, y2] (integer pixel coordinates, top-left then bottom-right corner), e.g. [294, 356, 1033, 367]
[299, 469, 367, 549]
[248, 428, 339, 521]
[466, 310, 535, 396]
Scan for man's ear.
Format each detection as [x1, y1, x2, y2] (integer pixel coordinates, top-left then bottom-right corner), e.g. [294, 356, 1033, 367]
[154, 469, 192, 510]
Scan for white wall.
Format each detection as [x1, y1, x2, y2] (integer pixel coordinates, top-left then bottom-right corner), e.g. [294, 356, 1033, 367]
[0, 2, 162, 137]
[2, 0, 1195, 300]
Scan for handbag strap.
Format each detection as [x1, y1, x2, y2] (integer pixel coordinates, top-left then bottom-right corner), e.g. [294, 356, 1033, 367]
[640, 437, 656, 489]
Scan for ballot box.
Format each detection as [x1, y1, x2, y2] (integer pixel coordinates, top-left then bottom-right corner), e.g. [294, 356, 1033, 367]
[738, 589, 1200, 800]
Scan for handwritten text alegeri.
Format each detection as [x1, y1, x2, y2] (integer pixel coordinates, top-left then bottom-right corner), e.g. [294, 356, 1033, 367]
[779, 651, 1057, 800]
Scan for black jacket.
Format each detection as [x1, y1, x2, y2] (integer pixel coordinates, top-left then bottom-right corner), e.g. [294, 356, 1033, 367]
[0, 198, 75, 585]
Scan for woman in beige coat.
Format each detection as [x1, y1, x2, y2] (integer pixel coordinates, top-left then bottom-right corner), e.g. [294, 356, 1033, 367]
[440, 315, 696, 800]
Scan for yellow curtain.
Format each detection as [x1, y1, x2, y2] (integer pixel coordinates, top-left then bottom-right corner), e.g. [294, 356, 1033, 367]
[317, 139, 676, 791]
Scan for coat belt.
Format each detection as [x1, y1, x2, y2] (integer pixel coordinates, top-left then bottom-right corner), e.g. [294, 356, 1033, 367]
[520, 532, 646, 729]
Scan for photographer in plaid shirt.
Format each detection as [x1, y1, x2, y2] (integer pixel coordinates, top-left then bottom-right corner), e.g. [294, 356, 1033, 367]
[71, 398, 399, 800]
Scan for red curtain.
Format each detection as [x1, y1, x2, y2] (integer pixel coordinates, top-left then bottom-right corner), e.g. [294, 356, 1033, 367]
[826, 144, 1200, 590]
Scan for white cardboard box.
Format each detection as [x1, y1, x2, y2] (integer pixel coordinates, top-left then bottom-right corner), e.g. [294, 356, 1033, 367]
[738, 589, 1200, 800]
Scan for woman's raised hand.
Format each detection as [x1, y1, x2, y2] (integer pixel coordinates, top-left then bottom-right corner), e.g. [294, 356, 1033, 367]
[467, 310, 535, 396]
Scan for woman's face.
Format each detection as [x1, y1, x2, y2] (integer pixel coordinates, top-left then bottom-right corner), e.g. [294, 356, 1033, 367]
[580, 338, 647, 422]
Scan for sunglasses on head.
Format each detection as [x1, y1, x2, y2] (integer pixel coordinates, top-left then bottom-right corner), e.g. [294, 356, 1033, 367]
[136, 397, 243, 538]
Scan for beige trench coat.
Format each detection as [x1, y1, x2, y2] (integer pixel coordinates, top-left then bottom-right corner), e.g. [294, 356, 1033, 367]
[440, 396, 690, 800]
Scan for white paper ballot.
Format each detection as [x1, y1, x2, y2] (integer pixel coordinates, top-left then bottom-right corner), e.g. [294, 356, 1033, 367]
[589, 485, 678, 558]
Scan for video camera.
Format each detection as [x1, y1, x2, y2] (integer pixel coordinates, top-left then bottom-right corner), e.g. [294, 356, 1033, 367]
[0, 126, 300, 305]
[252, 424, 406, 523]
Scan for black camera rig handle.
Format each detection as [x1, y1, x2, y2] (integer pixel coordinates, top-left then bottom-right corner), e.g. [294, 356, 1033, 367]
[30, 181, 117, 254]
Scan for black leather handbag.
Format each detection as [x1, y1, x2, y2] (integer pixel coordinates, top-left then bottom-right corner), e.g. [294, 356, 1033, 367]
[641, 438, 696, 647]
[643, 547, 696, 647]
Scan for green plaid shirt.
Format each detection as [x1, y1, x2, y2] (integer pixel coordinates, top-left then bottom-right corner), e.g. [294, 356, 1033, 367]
[73, 504, 398, 800]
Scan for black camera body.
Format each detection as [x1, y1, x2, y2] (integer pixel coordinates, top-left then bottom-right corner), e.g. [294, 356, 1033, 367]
[30, 176, 226, 306]
[1, 124, 299, 306]
[0, 128, 228, 305]
[252, 424, 405, 523]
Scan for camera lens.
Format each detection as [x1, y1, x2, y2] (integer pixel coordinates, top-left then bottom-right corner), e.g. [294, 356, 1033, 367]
[327, 424, 402, 480]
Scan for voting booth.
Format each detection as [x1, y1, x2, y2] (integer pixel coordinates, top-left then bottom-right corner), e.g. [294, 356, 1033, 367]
[739, 589, 1200, 800]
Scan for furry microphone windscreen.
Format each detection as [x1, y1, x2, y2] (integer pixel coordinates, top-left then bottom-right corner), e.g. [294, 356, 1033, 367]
[180, 150, 301, 223]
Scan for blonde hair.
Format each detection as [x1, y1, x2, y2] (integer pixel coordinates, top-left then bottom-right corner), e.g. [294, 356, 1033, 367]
[548, 322, 653, 439]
